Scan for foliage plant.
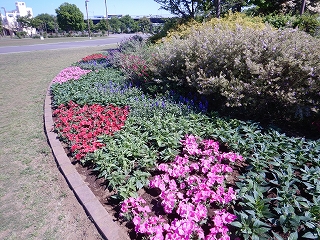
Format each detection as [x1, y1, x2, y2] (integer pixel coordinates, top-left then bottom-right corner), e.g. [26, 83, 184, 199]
[50, 44, 320, 239]
[112, 36, 156, 82]
[162, 12, 266, 41]
[150, 22, 320, 121]
[263, 13, 320, 36]
[121, 135, 243, 240]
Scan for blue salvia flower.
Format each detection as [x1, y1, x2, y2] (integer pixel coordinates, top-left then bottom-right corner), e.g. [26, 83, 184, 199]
[162, 100, 166, 108]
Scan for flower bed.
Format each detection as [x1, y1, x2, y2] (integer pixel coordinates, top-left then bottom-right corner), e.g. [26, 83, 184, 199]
[121, 135, 243, 240]
[52, 66, 91, 84]
[80, 53, 107, 62]
[50, 40, 320, 239]
[53, 100, 129, 160]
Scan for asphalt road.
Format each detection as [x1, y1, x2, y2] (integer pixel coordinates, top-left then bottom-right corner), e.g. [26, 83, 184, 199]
[0, 34, 142, 54]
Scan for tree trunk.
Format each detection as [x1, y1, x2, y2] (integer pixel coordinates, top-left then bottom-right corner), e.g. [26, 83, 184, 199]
[216, 0, 221, 18]
[300, 0, 306, 15]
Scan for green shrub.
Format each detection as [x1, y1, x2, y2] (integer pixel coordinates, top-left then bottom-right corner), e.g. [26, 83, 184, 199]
[263, 13, 295, 29]
[293, 13, 320, 37]
[151, 25, 320, 120]
[112, 37, 157, 82]
[163, 12, 266, 41]
[118, 34, 145, 53]
[16, 31, 27, 39]
[264, 13, 320, 36]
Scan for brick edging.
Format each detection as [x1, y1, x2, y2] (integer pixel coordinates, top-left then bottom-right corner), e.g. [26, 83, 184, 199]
[44, 85, 129, 240]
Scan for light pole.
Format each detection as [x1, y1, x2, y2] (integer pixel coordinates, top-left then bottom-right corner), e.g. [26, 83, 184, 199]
[85, 0, 91, 39]
[104, 0, 109, 35]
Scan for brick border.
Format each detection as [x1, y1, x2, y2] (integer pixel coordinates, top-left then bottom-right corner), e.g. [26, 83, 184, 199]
[44, 85, 129, 240]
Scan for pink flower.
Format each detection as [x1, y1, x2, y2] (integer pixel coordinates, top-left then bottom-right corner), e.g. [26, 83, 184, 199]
[158, 163, 169, 172]
[150, 175, 166, 191]
[207, 172, 225, 185]
[52, 66, 91, 84]
[190, 163, 199, 171]
[120, 135, 242, 240]
[161, 190, 176, 214]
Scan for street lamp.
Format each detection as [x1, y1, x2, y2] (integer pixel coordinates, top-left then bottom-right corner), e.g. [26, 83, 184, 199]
[85, 0, 91, 39]
[104, 0, 109, 35]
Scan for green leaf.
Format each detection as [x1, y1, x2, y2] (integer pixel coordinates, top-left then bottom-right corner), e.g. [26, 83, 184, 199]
[288, 231, 298, 240]
[272, 231, 284, 240]
[230, 221, 242, 228]
[302, 232, 318, 239]
[253, 219, 270, 228]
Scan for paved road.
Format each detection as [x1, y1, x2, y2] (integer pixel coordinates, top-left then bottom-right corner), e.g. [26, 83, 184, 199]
[0, 34, 142, 54]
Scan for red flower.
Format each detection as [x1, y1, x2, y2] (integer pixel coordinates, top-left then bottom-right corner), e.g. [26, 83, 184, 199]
[80, 53, 107, 62]
[53, 101, 129, 160]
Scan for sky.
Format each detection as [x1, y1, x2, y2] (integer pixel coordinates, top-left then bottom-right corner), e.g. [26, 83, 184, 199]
[0, 0, 172, 18]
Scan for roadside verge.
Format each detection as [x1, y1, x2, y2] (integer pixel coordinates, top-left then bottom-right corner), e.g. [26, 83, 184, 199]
[44, 85, 130, 240]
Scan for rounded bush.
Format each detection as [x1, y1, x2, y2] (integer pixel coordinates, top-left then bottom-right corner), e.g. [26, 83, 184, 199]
[151, 24, 320, 120]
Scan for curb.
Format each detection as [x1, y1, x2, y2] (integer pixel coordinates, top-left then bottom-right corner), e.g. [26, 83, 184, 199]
[44, 86, 130, 240]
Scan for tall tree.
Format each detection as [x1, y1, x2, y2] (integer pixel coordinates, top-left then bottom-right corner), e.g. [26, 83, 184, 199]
[138, 17, 152, 33]
[85, 19, 95, 32]
[154, 0, 246, 19]
[120, 15, 138, 33]
[246, 0, 320, 15]
[95, 19, 109, 31]
[154, 0, 204, 19]
[34, 13, 56, 32]
[30, 18, 43, 33]
[109, 17, 121, 33]
[0, 18, 3, 36]
[55, 3, 84, 32]
[16, 14, 32, 31]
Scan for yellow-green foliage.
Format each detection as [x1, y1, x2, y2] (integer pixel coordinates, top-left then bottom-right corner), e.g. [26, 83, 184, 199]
[214, 12, 266, 30]
[164, 12, 266, 41]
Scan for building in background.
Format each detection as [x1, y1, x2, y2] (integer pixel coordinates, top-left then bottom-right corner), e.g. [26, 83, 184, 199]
[0, 2, 36, 36]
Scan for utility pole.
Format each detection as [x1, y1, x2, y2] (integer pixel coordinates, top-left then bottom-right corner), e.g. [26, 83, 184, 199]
[85, 0, 91, 39]
[104, 0, 109, 35]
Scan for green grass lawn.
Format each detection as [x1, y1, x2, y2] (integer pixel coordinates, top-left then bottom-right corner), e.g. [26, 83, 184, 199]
[0, 45, 116, 239]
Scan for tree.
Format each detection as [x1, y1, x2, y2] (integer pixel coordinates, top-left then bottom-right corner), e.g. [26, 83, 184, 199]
[85, 19, 95, 32]
[55, 3, 85, 32]
[0, 18, 3, 36]
[95, 18, 109, 32]
[34, 13, 56, 32]
[16, 14, 32, 31]
[154, 0, 204, 19]
[246, 0, 320, 15]
[138, 17, 152, 33]
[30, 18, 43, 33]
[109, 17, 121, 33]
[120, 15, 138, 33]
[154, 0, 246, 19]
